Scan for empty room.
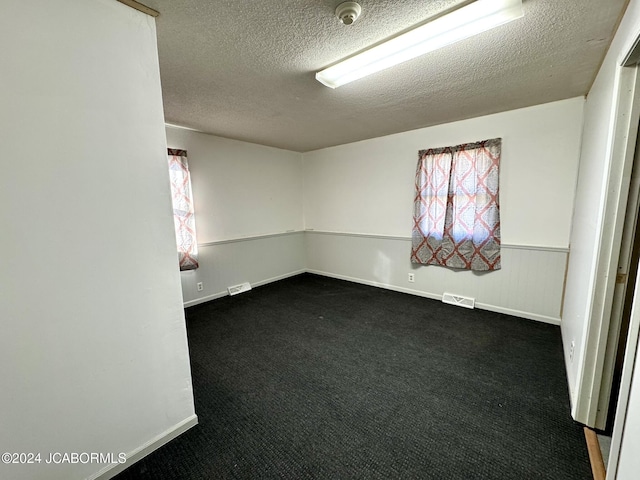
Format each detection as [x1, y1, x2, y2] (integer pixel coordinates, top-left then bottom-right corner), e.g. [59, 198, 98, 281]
[4, 0, 640, 479]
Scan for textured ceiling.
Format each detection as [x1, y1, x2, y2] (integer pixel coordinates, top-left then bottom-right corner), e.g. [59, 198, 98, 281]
[147, 0, 627, 152]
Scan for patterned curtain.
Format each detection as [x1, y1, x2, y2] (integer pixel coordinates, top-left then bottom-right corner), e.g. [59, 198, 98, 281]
[168, 149, 199, 271]
[411, 138, 501, 271]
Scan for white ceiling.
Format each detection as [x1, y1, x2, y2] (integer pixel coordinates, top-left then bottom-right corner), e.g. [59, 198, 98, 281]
[147, 0, 627, 152]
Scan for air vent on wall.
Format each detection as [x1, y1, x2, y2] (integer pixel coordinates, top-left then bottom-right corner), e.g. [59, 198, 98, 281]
[442, 292, 475, 309]
[228, 282, 252, 296]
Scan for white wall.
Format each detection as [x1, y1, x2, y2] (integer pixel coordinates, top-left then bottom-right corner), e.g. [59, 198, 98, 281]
[562, 0, 640, 413]
[165, 127, 305, 305]
[0, 2, 195, 479]
[304, 98, 584, 323]
[304, 98, 583, 247]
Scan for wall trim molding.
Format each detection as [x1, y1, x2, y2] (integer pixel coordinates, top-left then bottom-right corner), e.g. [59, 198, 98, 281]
[198, 229, 569, 253]
[198, 230, 303, 247]
[304, 229, 570, 253]
[116, 0, 159, 17]
[306, 268, 562, 326]
[91, 414, 198, 479]
[305, 229, 410, 242]
[183, 269, 306, 308]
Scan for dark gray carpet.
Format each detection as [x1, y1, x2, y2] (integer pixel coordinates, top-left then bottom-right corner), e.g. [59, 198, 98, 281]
[115, 273, 591, 479]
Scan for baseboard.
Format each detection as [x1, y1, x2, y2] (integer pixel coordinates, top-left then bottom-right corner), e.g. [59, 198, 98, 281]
[474, 302, 561, 325]
[183, 269, 307, 308]
[183, 291, 228, 308]
[584, 427, 606, 480]
[184, 268, 562, 325]
[90, 414, 198, 480]
[306, 269, 443, 301]
[251, 269, 307, 289]
[306, 269, 561, 326]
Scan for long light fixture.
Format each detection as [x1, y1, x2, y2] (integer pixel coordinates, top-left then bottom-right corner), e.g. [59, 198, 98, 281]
[316, 0, 523, 89]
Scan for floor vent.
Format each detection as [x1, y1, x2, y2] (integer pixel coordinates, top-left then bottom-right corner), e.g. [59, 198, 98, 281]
[442, 292, 475, 309]
[228, 282, 252, 296]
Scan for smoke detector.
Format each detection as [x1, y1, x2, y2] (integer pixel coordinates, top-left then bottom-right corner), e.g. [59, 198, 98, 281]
[335, 1, 361, 25]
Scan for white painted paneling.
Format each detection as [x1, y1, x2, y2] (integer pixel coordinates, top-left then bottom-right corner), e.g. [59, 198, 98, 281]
[305, 232, 567, 324]
[181, 232, 305, 306]
[166, 126, 304, 243]
[562, 0, 640, 416]
[304, 98, 584, 249]
[0, 1, 195, 480]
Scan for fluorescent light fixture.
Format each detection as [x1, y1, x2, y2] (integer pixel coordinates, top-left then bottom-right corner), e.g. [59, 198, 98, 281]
[316, 0, 523, 88]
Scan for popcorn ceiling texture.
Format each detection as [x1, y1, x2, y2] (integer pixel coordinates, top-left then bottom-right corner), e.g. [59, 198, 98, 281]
[148, 0, 627, 152]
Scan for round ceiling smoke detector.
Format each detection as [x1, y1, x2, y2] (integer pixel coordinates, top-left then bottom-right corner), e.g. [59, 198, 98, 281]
[335, 1, 361, 25]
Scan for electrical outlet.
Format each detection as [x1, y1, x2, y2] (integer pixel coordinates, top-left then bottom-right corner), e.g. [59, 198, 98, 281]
[569, 341, 575, 363]
[408, 273, 415, 283]
[197, 282, 204, 292]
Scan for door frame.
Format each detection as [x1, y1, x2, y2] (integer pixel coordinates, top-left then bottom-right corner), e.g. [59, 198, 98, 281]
[573, 54, 640, 428]
[595, 119, 640, 430]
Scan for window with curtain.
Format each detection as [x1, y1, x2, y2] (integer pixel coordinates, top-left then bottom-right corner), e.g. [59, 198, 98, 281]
[168, 148, 199, 271]
[411, 138, 501, 271]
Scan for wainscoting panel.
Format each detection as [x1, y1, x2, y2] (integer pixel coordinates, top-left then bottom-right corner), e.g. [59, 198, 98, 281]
[181, 230, 568, 323]
[181, 232, 305, 307]
[305, 231, 568, 324]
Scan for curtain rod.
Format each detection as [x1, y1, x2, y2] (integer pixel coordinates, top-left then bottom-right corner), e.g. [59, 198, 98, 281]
[117, 0, 159, 18]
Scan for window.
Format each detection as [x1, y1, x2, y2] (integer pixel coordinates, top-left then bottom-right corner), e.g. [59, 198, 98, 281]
[411, 138, 501, 271]
[168, 149, 199, 271]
